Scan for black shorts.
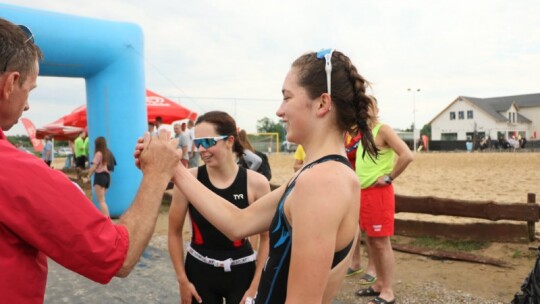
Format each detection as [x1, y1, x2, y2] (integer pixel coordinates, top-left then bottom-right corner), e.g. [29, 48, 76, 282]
[93, 172, 110, 189]
[185, 244, 256, 303]
[75, 156, 86, 169]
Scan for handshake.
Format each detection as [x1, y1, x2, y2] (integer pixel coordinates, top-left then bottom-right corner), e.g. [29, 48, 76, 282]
[133, 130, 183, 179]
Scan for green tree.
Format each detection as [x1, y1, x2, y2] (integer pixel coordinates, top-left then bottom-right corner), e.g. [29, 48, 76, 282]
[7, 135, 31, 147]
[256, 117, 286, 142]
[420, 124, 431, 139]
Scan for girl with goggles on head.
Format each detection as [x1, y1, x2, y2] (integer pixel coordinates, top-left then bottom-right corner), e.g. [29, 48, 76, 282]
[168, 111, 271, 304]
[139, 49, 379, 303]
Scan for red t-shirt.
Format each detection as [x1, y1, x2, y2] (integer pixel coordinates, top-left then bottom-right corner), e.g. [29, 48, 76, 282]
[0, 129, 129, 303]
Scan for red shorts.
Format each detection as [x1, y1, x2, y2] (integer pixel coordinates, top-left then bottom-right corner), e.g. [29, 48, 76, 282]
[360, 185, 395, 237]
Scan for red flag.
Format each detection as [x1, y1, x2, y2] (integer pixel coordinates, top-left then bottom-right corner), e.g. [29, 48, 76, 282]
[20, 118, 44, 152]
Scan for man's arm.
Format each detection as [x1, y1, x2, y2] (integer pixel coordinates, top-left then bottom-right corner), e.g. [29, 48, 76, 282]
[116, 131, 181, 277]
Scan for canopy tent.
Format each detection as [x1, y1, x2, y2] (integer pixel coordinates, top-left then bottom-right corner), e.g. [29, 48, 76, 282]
[145, 89, 198, 124]
[35, 120, 84, 140]
[39, 89, 197, 136]
[43, 90, 197, 131]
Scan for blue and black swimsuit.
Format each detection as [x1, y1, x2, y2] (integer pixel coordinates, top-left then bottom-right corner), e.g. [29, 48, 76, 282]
[256, 154, 354, 304]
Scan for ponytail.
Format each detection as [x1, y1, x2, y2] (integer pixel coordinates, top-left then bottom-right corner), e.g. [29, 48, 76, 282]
[357, 117, 378, 161]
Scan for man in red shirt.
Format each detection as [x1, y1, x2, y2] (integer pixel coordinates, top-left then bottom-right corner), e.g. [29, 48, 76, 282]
[0, 18, 181, 303]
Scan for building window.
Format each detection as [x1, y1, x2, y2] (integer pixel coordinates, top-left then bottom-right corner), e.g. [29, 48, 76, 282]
[450, 112, 456, 120]
[508, 112, 517, 123]
[441, 133, 458, 140]
[467, 110, 473, 119]
[458, 111, 464, 120]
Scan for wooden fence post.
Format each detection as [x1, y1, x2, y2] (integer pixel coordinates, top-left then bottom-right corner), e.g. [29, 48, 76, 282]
[528, 193, 537, 242]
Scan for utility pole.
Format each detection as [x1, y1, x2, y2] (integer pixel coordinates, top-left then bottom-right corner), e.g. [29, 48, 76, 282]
[407, 88, 421, 152]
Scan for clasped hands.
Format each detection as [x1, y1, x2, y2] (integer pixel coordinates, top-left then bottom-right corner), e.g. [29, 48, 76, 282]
[133, 130, 183, 180]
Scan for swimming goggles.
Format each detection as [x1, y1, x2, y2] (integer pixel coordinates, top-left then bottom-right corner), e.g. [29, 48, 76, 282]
[316, 48, 334, 95]
[193, 135, 229, 149]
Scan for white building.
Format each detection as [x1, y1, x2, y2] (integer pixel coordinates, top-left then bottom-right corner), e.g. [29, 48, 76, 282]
[429, 93, 540, 141]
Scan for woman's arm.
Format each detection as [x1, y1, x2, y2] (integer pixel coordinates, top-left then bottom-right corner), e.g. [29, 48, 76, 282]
[379, 124, 414, 180]
[87, 151, 101, 179]
[242, 172, 272, 302]
[173, 164, 284, 240]
[168, 175, 202, 304]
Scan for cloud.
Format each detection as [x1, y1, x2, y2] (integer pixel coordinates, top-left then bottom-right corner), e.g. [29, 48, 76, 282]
[3, 0, 540, 136]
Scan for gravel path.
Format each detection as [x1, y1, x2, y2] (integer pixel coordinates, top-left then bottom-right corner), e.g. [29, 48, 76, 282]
[45, 246, 180, 303]
[44, 235, 510, 303]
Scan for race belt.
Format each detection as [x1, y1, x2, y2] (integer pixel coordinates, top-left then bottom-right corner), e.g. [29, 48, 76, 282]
[187, 245, 257, 272]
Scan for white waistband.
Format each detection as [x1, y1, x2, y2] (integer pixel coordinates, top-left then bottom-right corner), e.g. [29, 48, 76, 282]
[187, 245, 257, 272]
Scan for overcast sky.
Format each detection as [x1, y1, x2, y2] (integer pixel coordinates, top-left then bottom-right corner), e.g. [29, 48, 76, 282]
[3, 0, 540, 137]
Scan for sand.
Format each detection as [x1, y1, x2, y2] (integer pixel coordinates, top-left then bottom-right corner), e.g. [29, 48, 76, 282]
[267, 151, 540, 204]
[53, 151, 540, 302]
[267, 151, 540, 302]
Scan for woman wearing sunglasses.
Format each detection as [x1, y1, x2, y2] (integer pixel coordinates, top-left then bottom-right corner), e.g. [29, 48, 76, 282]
[138, 49, 378, 303]
[168, 111, 271, 304]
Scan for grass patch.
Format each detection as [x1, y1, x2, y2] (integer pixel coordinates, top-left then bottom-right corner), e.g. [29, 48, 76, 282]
[409, 236, 489, 252]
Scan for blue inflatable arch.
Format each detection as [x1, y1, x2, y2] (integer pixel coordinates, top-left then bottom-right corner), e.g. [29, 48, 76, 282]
[1, 4, 147, 216]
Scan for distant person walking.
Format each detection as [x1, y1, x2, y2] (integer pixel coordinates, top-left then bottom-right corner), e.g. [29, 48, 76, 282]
[173, 123, 189, 167]
[355, 96, 413, 304]
[87, 137, 112, 217]
[181, 122, 191, 167]
[187, 120, 200, 168]
[42, 136, 53, 167]
[63, 140, 75, 169]
[74, 131, 88, 169]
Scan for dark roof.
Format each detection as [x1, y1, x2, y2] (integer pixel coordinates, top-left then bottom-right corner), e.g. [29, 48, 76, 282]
[517, 113, 532, 123]
[462, 93, 540, 123]
[484, 93, 540, 108]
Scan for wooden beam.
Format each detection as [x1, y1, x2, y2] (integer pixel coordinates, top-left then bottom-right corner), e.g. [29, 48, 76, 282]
[395, 194, 540, 222]
[528, 193, 537, 242]
[395, 219, 530, 243]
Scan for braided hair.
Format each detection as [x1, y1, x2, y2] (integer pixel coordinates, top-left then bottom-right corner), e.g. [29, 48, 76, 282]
[291, 50, 378, 159]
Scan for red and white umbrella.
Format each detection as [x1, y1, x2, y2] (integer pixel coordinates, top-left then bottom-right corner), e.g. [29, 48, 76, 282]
[51, 89, 197, 129]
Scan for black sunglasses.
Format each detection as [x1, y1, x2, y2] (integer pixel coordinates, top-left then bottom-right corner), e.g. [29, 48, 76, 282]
[2, 25, 35, 73]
